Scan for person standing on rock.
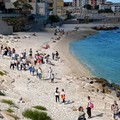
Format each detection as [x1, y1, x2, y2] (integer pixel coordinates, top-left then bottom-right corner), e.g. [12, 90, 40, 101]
[55, 87, 60, 102]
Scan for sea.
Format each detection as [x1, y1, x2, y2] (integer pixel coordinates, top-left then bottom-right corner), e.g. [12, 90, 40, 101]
[70, 28, 120, 84]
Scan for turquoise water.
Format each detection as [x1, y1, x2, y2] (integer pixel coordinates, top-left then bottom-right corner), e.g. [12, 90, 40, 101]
[70, 28, 120, 84]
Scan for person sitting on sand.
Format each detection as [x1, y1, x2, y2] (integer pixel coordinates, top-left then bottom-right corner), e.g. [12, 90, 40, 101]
[111, 100, 119, 120]
[115, 111, 120, 120]
[78, 106, 86, 120]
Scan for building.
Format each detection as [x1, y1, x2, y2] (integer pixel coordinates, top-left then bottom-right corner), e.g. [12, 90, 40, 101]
[53, 0, 64, 16]
[3, 0, 48, 17]
[91, 0, 97, 8]
[48, 0, 54, 14]
[97, 0, 106, 5]
[72, 0, 106, 8]
[99, 2, 112, 10]
[73, 0, 90, 7]
[112, 3, 120, 12]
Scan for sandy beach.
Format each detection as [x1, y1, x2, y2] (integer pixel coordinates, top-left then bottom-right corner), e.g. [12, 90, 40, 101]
[0, 24, 120, 120]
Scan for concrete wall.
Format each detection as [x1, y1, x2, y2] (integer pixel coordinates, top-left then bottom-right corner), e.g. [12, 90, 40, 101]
[0, 18, 13, 34]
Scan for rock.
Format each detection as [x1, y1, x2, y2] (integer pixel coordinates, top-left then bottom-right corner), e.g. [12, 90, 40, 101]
[92, 26, 119, 31]
[90, 81, 94, 84]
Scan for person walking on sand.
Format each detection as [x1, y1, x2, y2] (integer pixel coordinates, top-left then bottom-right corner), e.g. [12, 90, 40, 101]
[87, 96, 94, 119]
[78, 106, 86, 120]
[111, 100, 119, 120]
[55, 87, 60, 102]
[61, 89, 65, 103]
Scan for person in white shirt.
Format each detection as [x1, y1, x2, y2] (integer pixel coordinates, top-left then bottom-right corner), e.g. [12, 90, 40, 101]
[55, 87, 60, 102]
[10, 59, 15, 70]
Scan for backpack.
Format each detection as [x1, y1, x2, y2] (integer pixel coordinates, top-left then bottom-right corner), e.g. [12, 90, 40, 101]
[90, 102, 94, 109]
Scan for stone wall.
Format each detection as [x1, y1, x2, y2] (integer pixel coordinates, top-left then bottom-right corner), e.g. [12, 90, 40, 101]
[0, 18, 13, 35]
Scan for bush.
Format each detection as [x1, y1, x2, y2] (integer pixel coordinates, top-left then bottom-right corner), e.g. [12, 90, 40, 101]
[1, 99, 15, 106]
[33, 105, 47, 111]
[3, 17, 28, 32]
[6, 108, 14, 113]
[22, 109, 52, 120]
[0, 70, 7, 76]
[48, 15, 60, 23]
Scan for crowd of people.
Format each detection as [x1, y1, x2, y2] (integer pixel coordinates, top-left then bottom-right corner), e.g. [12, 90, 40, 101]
[0, 45, 60, 81]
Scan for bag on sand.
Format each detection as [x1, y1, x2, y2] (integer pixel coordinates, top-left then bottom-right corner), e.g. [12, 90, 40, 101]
[90, 102, 94, 109]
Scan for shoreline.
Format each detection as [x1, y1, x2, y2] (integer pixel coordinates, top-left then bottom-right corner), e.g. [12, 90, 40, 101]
[54, 29, 97, 78]
[53, 26, 120, 94]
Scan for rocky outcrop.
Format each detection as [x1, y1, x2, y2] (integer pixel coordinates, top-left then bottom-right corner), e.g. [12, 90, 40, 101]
[92, 26, 119, 31]
[0, 18, 13, 35]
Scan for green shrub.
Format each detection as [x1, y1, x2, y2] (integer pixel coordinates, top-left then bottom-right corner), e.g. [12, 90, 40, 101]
[6, 108, 14, 113]
[0, 91, 5, 96]
[1, 99, 14, 106]
[33, 105, 47, 111]
[22, 109, 52, 120]
[0, 71, 6, 76]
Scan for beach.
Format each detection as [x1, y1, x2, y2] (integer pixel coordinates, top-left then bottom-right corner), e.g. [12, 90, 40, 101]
[0, 24, 120, 120]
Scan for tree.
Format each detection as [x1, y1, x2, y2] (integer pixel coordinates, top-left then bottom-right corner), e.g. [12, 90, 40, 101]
[13, 0, 33, 17]
[48, 15, 60, 26]
[84, 4, 92, 10]
[95, 5, 99, 10]
[66, 10, 72, 19]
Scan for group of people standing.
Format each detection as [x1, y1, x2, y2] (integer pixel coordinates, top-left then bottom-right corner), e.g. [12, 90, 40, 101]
[55, 87, 66, 103]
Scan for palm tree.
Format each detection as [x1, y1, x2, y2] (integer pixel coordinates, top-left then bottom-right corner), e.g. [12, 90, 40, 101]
[13, 0, 33, 17]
